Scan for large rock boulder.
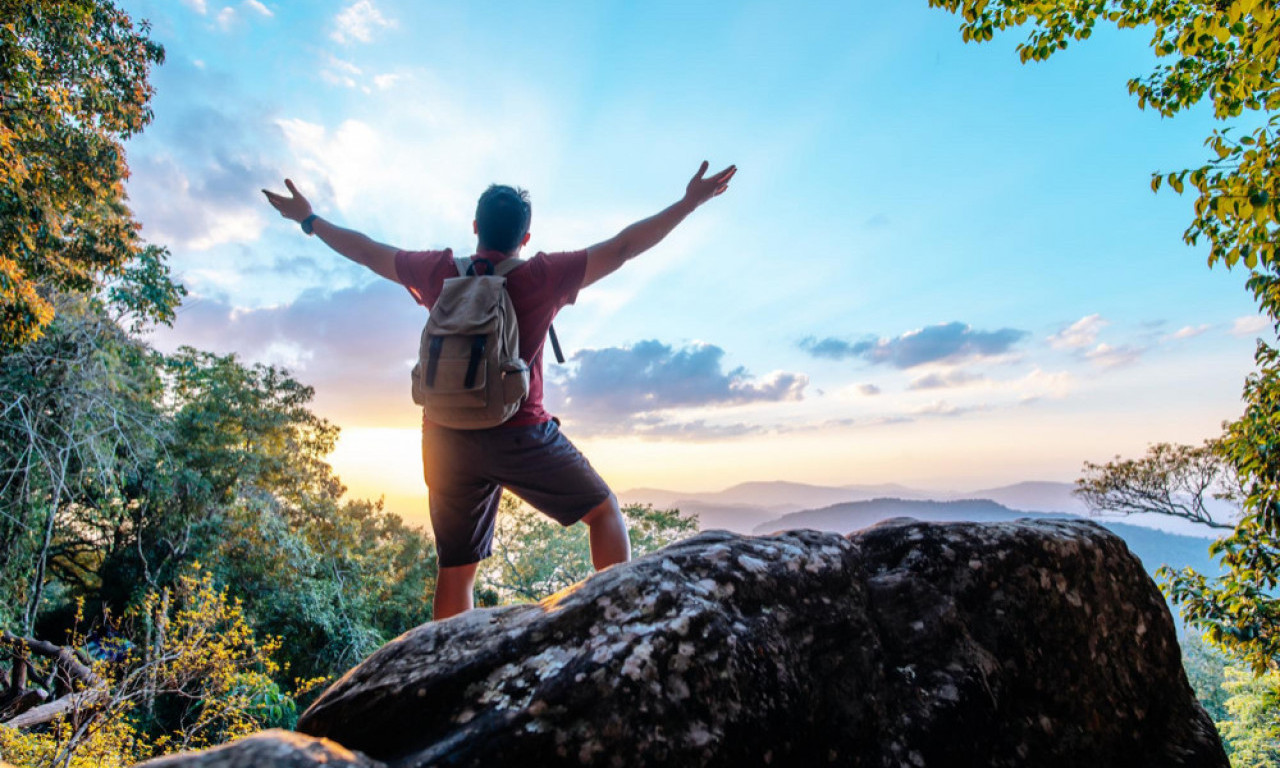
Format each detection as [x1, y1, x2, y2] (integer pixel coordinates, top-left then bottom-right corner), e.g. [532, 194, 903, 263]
[291, 519, 1225, 767]
[134, 730, 381, 767]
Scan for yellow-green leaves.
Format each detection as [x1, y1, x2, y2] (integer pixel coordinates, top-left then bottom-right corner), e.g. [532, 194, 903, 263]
[0, 0, 176, 354]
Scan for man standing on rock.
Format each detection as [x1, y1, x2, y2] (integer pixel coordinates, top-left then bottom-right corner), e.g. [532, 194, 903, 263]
[263, 161, 736, 620]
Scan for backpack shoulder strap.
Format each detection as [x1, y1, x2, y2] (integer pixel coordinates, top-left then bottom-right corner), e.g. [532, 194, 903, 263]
[493, 257, 526, 277]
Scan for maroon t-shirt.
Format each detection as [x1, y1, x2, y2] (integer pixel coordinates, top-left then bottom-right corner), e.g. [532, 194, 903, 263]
[395, 247, 586, 428]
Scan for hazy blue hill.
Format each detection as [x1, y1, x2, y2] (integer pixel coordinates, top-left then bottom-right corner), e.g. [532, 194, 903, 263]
[751, 498, 1050, 535]
[1100, 520, 1220, 584]
[749, 498, 1223, 611]
[952, 481, 1090, 515]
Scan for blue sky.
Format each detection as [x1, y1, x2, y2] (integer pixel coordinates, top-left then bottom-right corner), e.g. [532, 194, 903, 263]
[120, 0, 1266, 522]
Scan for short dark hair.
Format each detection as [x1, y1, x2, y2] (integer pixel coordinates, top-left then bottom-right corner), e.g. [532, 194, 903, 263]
[475, 184, 531, 253]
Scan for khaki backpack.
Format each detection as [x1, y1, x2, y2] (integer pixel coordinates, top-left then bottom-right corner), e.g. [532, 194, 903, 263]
[411, 256, 530, 429]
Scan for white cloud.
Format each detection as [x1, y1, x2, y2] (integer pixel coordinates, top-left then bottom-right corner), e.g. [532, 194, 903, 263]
[216, 6, 237, 30]
[373, 73, 402, 90]
[129, 151, 270, 253]
[1166, 324, 1211, 341]
[243, 0, 273, 17]
[1085, 343, 1143, 369]
[331, 0, 395, 45]
[182, 0, 208, 14]
[1007, 368, 1074, 399]
[1048, 314, 1108, 350]
[319, 55, 363, 89]
[1231, 315, 1270, 336]
[913, 401, 961, 416]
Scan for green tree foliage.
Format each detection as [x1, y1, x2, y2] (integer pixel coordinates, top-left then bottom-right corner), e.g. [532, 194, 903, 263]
[1076, 441, 1280, 669]
[479, 498, 698, 605]
[0, 0, 183, 352]
[933, 0, 1280, 667]
[0, 319, 438, 684]
[1078, 440, 1239, 530]
[1182, 631, 1232, 725]
[1181, 631, 1280, 762]
[0, 294, 164, 635]
[1218, 665, 1280, 766]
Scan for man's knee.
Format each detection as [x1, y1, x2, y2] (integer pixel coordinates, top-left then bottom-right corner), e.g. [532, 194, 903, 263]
[581, 494, 620, 527]
[437, 562, 479, 589]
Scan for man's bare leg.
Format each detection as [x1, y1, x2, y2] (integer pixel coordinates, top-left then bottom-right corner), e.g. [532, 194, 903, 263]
[434, 562, 479, 620]
[581, 495, 630, 571]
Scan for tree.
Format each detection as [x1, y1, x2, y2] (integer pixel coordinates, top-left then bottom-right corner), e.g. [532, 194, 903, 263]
[0, 0, 183, 352]
[1217, 666, 1280, 767]
[0, 293, 165, 636]
[1078, 442, 1280, 668]
[932, 0, 1280, 669]
[479, 498, 698, 605]
[0, 568, 315, 767]
[1077, 440, 1239, 530]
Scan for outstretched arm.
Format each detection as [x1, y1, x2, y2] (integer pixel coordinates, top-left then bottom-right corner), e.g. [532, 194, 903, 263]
[262, 179, 401, 284]
[582, 161, 736, 289]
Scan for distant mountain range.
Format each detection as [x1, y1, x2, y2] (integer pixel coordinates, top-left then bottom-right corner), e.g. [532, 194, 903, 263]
[742, 497, 1221, 597]
[620, 482, 1226, 632]
[619, 480, 1214, 538]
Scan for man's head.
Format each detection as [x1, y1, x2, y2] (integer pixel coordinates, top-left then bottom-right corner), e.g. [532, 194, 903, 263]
[474, 184, 532, 254]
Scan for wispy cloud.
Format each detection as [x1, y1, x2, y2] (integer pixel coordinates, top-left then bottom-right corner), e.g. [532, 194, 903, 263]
[182, 0, 208, 14]
[911, 400, 989, 417]
[150, 280, 426, 425]
[244, 0, 273, 17]
[1165, 324, 1211, 341]
[128, 101, 279, 252]
[908, 369, 984, 390]
[319, 55, 363, 89]
[799, 322, 1027, 368]
[1048, 314, 1108, 350]
[1084, 343, 1143, 369]
[1231, 315, 1271, 337]
[331, 0, 395, 45]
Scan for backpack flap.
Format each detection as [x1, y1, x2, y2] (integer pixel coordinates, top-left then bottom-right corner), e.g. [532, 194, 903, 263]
[430, 276, 507, 335]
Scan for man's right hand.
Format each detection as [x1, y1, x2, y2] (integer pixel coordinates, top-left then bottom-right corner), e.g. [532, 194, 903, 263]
[684, 161, 737, 208]
[582, 160, 738, 289]
[262, 178, 313, 223]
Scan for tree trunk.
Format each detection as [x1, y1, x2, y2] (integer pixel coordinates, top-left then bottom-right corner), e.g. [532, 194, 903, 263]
[22, 455, 66, 636]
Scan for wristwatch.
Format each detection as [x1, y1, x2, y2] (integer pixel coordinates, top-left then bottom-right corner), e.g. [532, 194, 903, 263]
[301, 213, 319, 235]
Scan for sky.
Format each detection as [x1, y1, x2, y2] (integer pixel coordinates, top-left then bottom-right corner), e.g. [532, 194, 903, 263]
[118, 0, 1269, 528]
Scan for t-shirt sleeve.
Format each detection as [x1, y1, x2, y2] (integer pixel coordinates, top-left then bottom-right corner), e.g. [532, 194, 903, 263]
[537, 250, 588, 309]
[395, 248, 455, 307]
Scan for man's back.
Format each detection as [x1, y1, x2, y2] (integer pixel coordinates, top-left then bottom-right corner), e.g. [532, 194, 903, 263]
[395, 248, 586, 427]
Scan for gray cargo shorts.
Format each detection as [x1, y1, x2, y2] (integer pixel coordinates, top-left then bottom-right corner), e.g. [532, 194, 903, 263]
[421, 418, 613, 568]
